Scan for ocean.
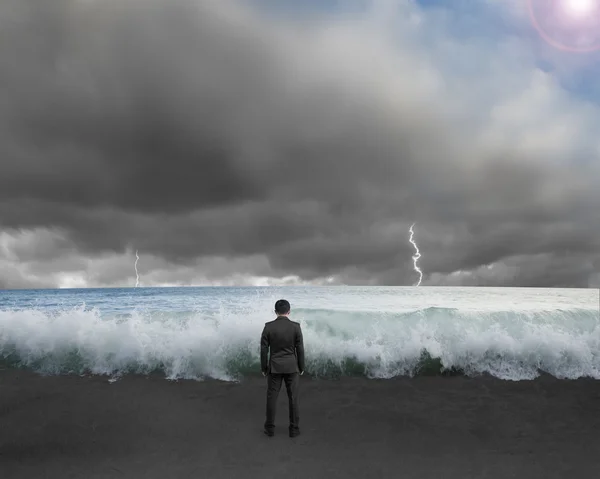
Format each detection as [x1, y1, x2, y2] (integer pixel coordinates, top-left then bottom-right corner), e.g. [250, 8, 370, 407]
[1, 286, 597, 382]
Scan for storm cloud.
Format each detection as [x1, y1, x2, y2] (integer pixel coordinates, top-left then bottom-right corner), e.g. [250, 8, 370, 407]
[0, 0, 598, 288]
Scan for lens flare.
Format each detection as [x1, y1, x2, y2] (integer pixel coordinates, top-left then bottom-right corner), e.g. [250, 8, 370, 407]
[528, 0, 600, 52]
[561, 0, 596, 17]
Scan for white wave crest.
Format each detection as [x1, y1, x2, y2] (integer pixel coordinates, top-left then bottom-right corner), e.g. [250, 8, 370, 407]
[0, 304, 599, 381]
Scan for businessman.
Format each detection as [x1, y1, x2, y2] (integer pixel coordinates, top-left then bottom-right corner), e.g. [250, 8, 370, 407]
[260, 299, 305, 438]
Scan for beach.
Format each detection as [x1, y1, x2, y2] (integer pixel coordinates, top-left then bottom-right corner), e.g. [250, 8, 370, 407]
[1, 286, 598, 478]
[1, 370, 599, 479]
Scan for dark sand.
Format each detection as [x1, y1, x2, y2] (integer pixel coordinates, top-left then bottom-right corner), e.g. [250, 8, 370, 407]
[1, 370, 600, 478]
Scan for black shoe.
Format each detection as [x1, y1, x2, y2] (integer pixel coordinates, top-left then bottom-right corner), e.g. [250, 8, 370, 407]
[264, 429, 274, 437]
[289, 430, 300, 438]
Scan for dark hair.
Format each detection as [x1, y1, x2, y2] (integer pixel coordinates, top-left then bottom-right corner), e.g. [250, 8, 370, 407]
[274, 299, 291, 315]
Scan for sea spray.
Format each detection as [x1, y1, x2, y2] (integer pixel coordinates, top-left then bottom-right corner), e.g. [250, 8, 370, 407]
[1, 299, 599, 381]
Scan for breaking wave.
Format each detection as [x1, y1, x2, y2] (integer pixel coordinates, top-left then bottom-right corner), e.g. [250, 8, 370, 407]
[1, 304, 599, 381]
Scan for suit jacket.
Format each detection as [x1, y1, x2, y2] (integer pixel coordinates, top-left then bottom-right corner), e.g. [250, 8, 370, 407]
[260, 316, 305, 374]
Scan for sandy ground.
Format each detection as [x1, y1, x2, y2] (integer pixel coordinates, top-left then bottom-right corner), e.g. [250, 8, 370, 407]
[1, 369, 600, 478]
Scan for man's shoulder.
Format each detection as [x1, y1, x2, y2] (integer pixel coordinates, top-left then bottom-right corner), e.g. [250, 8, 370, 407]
[264, 318, 301, 327]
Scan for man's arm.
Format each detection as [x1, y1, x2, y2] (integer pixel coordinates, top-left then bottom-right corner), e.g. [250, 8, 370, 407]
[295, 323, 305, 374]
[260, 325, 269, 374]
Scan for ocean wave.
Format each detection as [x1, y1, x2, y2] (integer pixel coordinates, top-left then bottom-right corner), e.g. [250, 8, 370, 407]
[0, 304, 599, 381]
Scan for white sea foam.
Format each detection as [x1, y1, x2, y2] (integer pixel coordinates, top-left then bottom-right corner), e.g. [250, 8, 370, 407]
[1, 291, 598, 381]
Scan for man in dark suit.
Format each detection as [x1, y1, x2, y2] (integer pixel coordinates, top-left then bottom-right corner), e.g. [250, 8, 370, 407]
[260, 299, 305, 438]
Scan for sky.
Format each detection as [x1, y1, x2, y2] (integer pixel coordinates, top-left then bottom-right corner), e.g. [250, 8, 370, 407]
[0, 0, 599, 289]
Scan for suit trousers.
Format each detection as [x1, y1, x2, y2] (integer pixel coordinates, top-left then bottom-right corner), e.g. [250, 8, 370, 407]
[264, 372, 300, 433]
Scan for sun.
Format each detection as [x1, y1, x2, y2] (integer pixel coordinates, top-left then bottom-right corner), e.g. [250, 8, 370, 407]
[527, 0, 600, 52]
[561, 0, 598, 17]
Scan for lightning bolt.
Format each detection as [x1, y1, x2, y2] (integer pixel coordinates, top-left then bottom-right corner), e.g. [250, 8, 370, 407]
[134, 250, 140, 288]
[408, 223, 423, 287]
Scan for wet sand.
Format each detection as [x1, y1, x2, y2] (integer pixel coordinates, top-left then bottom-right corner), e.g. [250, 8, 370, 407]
[1, 369, 599, 478]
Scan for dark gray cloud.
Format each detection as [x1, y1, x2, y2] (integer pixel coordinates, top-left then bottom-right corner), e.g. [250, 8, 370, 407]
[0, 0, 598, 288]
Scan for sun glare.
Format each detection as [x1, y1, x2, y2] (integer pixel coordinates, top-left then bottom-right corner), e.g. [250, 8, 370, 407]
[561, 0, 597, 17]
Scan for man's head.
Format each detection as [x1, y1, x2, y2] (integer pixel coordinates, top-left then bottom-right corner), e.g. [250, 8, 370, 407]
[274, 299, 291, 316]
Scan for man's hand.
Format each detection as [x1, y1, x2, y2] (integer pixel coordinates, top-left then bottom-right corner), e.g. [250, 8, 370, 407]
[300, 371, 304, 376]
[262, 370, 267, 377]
